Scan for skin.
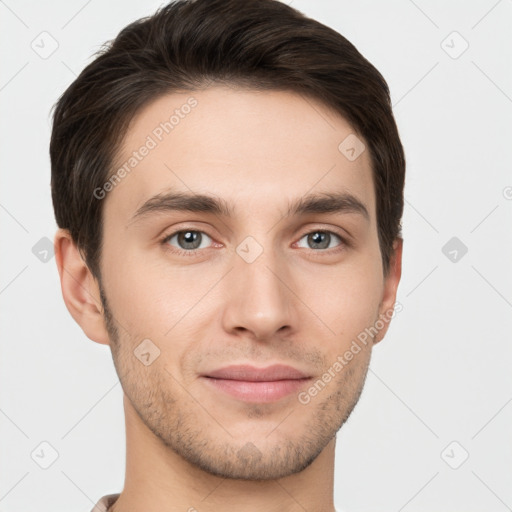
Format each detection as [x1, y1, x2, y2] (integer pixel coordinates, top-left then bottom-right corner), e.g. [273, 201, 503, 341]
[55, 86, 402, 512]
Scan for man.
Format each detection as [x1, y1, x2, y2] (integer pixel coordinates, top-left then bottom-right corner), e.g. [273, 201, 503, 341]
[51, 0, 404, 510]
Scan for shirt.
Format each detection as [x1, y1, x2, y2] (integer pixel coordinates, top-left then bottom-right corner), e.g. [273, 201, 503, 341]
[91, 493, 120, 512]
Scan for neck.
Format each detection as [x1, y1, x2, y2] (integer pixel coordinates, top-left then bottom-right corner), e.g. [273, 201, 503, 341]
[112, 394, 337, 512]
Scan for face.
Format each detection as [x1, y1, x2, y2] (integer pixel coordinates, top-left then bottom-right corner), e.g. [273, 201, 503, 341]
[97, 85, 400, 480]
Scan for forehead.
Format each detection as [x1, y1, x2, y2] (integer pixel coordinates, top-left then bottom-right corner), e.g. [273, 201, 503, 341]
[105, 86, 375, 223]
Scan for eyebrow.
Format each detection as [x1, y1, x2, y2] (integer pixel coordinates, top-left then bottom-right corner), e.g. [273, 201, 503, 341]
[129, 189, 370, 224]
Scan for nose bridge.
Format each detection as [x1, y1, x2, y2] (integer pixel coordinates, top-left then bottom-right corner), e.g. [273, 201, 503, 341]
[221, 238, 295, 339]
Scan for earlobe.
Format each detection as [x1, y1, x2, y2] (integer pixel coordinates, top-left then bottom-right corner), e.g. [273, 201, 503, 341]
[54, 229, 110, 345]
[373, 237, 403, 345]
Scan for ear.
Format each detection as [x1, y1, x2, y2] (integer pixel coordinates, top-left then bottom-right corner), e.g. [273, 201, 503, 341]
[54, 229, 110, 345]
[373, 237, 403, 345]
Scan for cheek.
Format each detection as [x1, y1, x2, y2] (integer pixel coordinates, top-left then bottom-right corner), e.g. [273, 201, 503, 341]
[102, 247, 220, 341]
[301, 259, 383, 347]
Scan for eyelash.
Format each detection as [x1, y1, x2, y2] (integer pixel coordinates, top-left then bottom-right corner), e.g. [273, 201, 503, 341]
[160, 228, 349, 257]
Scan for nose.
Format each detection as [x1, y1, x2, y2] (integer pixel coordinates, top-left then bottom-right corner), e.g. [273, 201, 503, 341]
[220, 249, 298, 341]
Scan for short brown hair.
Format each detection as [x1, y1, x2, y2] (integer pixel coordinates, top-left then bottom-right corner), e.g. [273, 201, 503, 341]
[50, 0, 405, 280]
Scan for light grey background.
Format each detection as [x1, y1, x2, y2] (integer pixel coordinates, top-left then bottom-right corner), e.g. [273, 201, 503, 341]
[1, 1, 511, 511]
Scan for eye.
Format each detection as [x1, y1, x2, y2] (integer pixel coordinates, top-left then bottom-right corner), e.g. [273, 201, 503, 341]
[295, 230, 344, 250]
[163, 230, 213, 252]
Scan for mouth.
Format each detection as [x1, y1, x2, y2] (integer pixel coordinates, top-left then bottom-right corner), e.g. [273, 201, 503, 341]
[200, 364, 312, 403]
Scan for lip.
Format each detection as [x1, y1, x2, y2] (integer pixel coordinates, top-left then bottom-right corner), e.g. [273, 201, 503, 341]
[204, 364, 309, 381]
[201, 364, 311, 403]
